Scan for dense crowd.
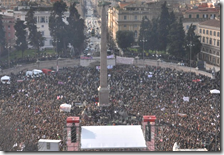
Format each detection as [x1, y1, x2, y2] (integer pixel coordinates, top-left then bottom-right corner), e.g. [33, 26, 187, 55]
[0, 64, 220, 151]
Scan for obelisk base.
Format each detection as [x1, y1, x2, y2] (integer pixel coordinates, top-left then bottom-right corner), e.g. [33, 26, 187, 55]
[98, 87, 110, 107]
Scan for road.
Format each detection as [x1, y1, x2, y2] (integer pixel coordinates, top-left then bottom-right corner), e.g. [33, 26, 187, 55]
[1, 58, 212, 78]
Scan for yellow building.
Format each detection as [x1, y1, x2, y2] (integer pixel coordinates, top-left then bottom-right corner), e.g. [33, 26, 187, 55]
[108, 1, 162, 43]
[198, 19, 220, 66]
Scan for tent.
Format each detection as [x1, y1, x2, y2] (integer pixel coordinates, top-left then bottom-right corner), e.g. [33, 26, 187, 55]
[60, 103, 71, 112]
[1, 76, 10, 84]
[210, 89, 220, 94]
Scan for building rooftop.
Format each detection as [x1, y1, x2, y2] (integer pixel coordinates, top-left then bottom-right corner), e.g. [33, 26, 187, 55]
[185, 7, 219, 13]
[199, 19, 220, 28]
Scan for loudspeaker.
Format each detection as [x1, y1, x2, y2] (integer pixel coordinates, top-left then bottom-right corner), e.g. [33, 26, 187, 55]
[71, 126, 76, 143]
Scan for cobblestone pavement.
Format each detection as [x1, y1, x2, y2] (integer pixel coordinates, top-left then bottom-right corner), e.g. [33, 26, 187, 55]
[1, 58, 212, 78]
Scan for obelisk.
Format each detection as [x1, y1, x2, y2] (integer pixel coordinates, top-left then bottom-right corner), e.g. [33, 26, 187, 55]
[98, 5, 110, 106]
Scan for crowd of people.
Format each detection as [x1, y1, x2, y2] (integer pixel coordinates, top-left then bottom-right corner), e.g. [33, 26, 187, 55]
[0, 63, 220, 151]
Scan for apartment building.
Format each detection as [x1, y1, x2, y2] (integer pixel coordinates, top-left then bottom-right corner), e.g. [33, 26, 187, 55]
[182, 5, 220, 34]
[11, 10, 69, 48]
[108, 1, 162, 43]
[198, 19, 220, 66]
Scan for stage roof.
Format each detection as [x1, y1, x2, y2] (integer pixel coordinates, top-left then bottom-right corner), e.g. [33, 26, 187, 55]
[81, 125, 146, 149]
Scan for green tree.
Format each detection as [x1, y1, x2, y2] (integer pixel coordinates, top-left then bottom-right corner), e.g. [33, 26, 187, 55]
[185, 24, 202, 60]
[158, 1, 170, 52]
[169, 11, 176, 29]
[14, 20, 28, 58]
[67, 2, 85, 56]
[49, 1, 68, 55]
[116, 30, 134, 49]
[150, 18, 159, 53]
[138, 16, 151, 52]
[25, 7, 45, 55]
[0, 15, 5, 56]
[167, 18, 185, 59]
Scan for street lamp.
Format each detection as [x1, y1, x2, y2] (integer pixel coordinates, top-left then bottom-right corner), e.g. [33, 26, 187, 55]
[187, 41, 195, 80]
[57, 56, 62, 72]
[36, 59, 40, 69]
[140, 37, 147, 60]
[210, 89, 220, 151]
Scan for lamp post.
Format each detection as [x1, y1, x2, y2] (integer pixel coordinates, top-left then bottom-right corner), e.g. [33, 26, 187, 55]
[140, 37, 147, 60]
[36, 59, 40, 69]
[210, 89, 220, 151]
[57, 56, 62, 72]
[187, 41, 195, 80]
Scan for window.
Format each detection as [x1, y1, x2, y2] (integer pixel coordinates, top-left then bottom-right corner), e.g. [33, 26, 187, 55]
[134, 15, 137, 20]
[217, 40, 219, 46]
[203, 29, 205, 34]
[214, 39, 216, 46]
[196, 14, 199, 18]
[210, 31, 212, 35]
[186, 25, 189, 29]
[8, 25, 10, 30]
[124, 15, 127, 20]
[134, 30, 137, 38]
[217, 32, 219, 37]
[209, 38, 212, 44]
[189, 14, 191, 18]
[203, 37, 205, 42]
[41, 31, 44, 36]
[46, 17, 48, 23]
[134, 24, 137, 28]
[124, 25, 126, 27]
[206, 37, 208, 44]
[8, 32, 10, 37]
[50, 40, 53, 45]
[42, 25, 44, 28]
[34, 17, 37, 23]
[214, 31, 216, 36]
[40, 17, 45, 23]
[206, 30, 208, 34]
[200, 29, 202, 33]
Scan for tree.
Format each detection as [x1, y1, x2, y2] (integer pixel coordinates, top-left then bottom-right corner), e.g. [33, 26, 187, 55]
[0, 15, 5, 56]
[25, 7, 45, 55]
[14, 20, 28, 58]
[138, 16, 151, 52]
[149, 18, 159, 53]
[49, 1, 68, 55]
[169, 11, 176, 29]
[116, 30, 134, 49]
[185, 24, 202, 60]
[167, 18, 185, 59]
[158, 1, 170, 52]
[67, 2, 85, 56]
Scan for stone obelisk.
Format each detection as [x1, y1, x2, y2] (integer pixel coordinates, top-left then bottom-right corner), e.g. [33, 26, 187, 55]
[98, 5, 110, 107]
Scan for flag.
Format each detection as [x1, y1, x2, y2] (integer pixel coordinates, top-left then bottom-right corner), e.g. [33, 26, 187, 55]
[13, 143, 17, 148]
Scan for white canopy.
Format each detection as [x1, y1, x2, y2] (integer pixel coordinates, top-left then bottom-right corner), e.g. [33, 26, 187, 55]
[1, 75, 10, 81]
[210, 89, 220, 94]
[81, 125, 146, 149]
[59, 103, 71, 112]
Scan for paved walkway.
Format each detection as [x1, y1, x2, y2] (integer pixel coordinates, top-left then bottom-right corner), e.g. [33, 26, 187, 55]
[1, 58, 213, 78]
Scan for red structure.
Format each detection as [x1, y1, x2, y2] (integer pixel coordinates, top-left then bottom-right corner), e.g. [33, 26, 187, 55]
[142, 115, 156, 151]
[66, 117, 80, 151]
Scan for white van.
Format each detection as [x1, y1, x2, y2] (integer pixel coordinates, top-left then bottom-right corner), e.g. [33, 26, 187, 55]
[32, 69, 43, 77]
[26, 71, 33, 78]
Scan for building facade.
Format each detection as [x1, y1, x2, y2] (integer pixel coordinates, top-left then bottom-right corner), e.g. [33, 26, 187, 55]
[108, 1, 162, 43]
[198, 19, 220, 66]
[2, 15, 16, 47]
[2, 10, 69, 49]
[182, 6, 219, 34]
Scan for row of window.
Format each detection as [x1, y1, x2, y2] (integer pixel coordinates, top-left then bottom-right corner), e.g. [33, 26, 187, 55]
[188, 14, 216, 19]
[34, 16, 49, 23]
[202, 47, 220, 56]
[123, 15, 138, 20]
[123, 25, 138, 28]
[201, 37, 220, 46]
[200, 29, 220, 36]
[200, 53, 219, 65]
